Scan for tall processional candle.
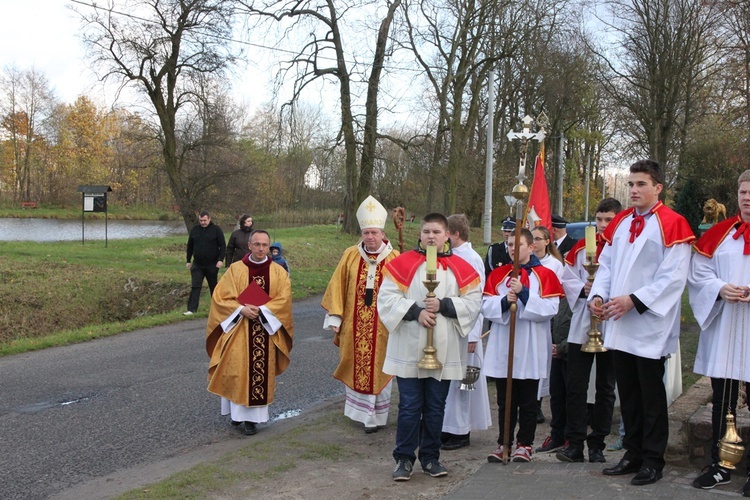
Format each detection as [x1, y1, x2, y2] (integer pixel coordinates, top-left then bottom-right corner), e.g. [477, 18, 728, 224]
[585, 225, 597, 262]
[426, 244, 437, 277]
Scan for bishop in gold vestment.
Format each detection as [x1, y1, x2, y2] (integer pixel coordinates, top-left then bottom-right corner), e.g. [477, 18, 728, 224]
[322, 196, 398, 432]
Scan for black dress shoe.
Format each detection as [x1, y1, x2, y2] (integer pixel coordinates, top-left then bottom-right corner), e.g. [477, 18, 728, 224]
[556, 446, 584, 463]
[589, 448, 606, 463]
[442, 437, 470, 450]
[243, 421, 257, 435]
[230, 420, 241, 427]
[536, 407, 546, 423]
[602, 458, 642, 475]
[631, 466, 662, 485]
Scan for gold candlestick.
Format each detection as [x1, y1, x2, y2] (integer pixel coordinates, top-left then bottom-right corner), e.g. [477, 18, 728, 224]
[581, 260, 607, 353]
[416, 274, 442, 370]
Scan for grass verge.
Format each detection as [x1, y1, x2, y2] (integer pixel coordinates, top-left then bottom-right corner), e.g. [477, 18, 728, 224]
[0, 223, 424, 355]
[115, 412, 357, 499]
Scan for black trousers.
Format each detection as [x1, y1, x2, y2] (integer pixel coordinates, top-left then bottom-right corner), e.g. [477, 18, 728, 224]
[615, 350, 668, 470]
[709, 377, 750, 468]
[549, 357, 568, 444]
[494, 378, 539, 447]
[565, 343, 616, 451]
[187, 264, 219, 312]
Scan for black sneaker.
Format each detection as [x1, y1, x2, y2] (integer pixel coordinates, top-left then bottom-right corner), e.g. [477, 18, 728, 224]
[392, 459, 413, 481]
[423, 461, 448, 477]
[535, 436, 565, 453]
[692, 463, 730, 489]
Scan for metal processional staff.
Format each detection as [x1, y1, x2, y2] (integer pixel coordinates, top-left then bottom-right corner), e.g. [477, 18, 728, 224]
[500, 115, 545, 463]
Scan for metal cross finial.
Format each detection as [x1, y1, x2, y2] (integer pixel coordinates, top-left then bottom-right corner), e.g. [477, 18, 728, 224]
[507, 114, 546, 183]
[522, 115, 534, 135]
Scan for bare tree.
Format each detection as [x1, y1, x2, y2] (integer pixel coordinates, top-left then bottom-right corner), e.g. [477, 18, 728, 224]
[77, 0, 239, 229]
[238, 0, 402, 233]
[594, 0, 720, 184]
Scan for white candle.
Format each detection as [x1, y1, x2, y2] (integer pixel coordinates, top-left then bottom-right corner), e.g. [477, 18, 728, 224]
[426, 245, 437, 275]
[585, 225, 596, 260]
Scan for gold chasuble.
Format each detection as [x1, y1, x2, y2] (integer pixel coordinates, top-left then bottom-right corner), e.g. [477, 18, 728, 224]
[321, 244, 398, 395]
[206, 257, 293, 407]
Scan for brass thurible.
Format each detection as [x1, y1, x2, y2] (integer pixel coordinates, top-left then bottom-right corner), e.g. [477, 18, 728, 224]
[718, 411, 744, 469]
[416, 273, 443, 370]
[581, 259, 607, 353]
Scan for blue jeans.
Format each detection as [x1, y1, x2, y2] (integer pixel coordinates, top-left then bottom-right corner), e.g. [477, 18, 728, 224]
[393, 376, 451, 466]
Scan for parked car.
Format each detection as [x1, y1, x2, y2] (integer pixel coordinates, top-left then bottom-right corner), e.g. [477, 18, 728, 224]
[566, 221, 595, 241]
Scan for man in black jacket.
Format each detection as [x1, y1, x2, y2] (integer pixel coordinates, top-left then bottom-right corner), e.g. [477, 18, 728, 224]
[185, 211, 226, 315]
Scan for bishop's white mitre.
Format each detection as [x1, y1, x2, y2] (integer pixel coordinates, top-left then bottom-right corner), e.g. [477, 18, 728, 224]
[356, 195, 387, 230]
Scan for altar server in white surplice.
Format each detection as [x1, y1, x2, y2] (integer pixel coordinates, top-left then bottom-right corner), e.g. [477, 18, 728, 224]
[687, 169, 750, 491]
[589, 160, 694, 486]
[483, 227, 563, 463]
[440, 214, 492, 451]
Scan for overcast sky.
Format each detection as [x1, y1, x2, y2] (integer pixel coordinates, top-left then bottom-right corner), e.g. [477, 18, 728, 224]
[0, 1, 96, 103]
[0, 0, 277, 111]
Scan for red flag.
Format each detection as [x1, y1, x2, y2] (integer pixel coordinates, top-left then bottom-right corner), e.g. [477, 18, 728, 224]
[526, 152, 551, 231]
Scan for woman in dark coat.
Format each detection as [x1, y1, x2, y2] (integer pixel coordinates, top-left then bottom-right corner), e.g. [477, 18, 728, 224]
[225, 214, 254, 266]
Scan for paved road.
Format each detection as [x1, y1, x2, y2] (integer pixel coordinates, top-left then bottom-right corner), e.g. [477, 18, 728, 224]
[0, 295, 339, 499]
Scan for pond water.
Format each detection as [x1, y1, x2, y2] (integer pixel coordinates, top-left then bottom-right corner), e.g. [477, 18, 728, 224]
[0, 218, 188, 242]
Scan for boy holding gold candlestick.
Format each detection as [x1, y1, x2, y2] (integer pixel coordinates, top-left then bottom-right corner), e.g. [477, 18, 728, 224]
[378, 213, 482, 481]
[556, 198, 621, 464]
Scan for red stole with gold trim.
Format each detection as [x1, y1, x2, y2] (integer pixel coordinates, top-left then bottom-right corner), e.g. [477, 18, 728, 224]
[243, 255, 272, 406]
[351, 251, 385, 393]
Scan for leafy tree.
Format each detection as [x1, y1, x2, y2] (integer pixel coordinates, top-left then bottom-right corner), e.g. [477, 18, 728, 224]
[673, 177, 704, 234]
[0, 66, 57, 202]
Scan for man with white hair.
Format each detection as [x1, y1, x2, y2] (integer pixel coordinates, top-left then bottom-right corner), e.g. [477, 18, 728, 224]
[322, 196, 400, 433]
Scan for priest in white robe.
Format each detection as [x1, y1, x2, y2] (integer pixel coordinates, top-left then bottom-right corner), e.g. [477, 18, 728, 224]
[440, 214, 492, 450]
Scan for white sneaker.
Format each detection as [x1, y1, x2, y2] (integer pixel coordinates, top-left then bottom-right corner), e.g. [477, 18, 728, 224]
[183, 311, 194, 316]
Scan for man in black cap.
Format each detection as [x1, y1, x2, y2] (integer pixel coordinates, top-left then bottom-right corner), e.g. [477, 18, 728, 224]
[484, 216, 515, 276]
[552, 215, 577, 257]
